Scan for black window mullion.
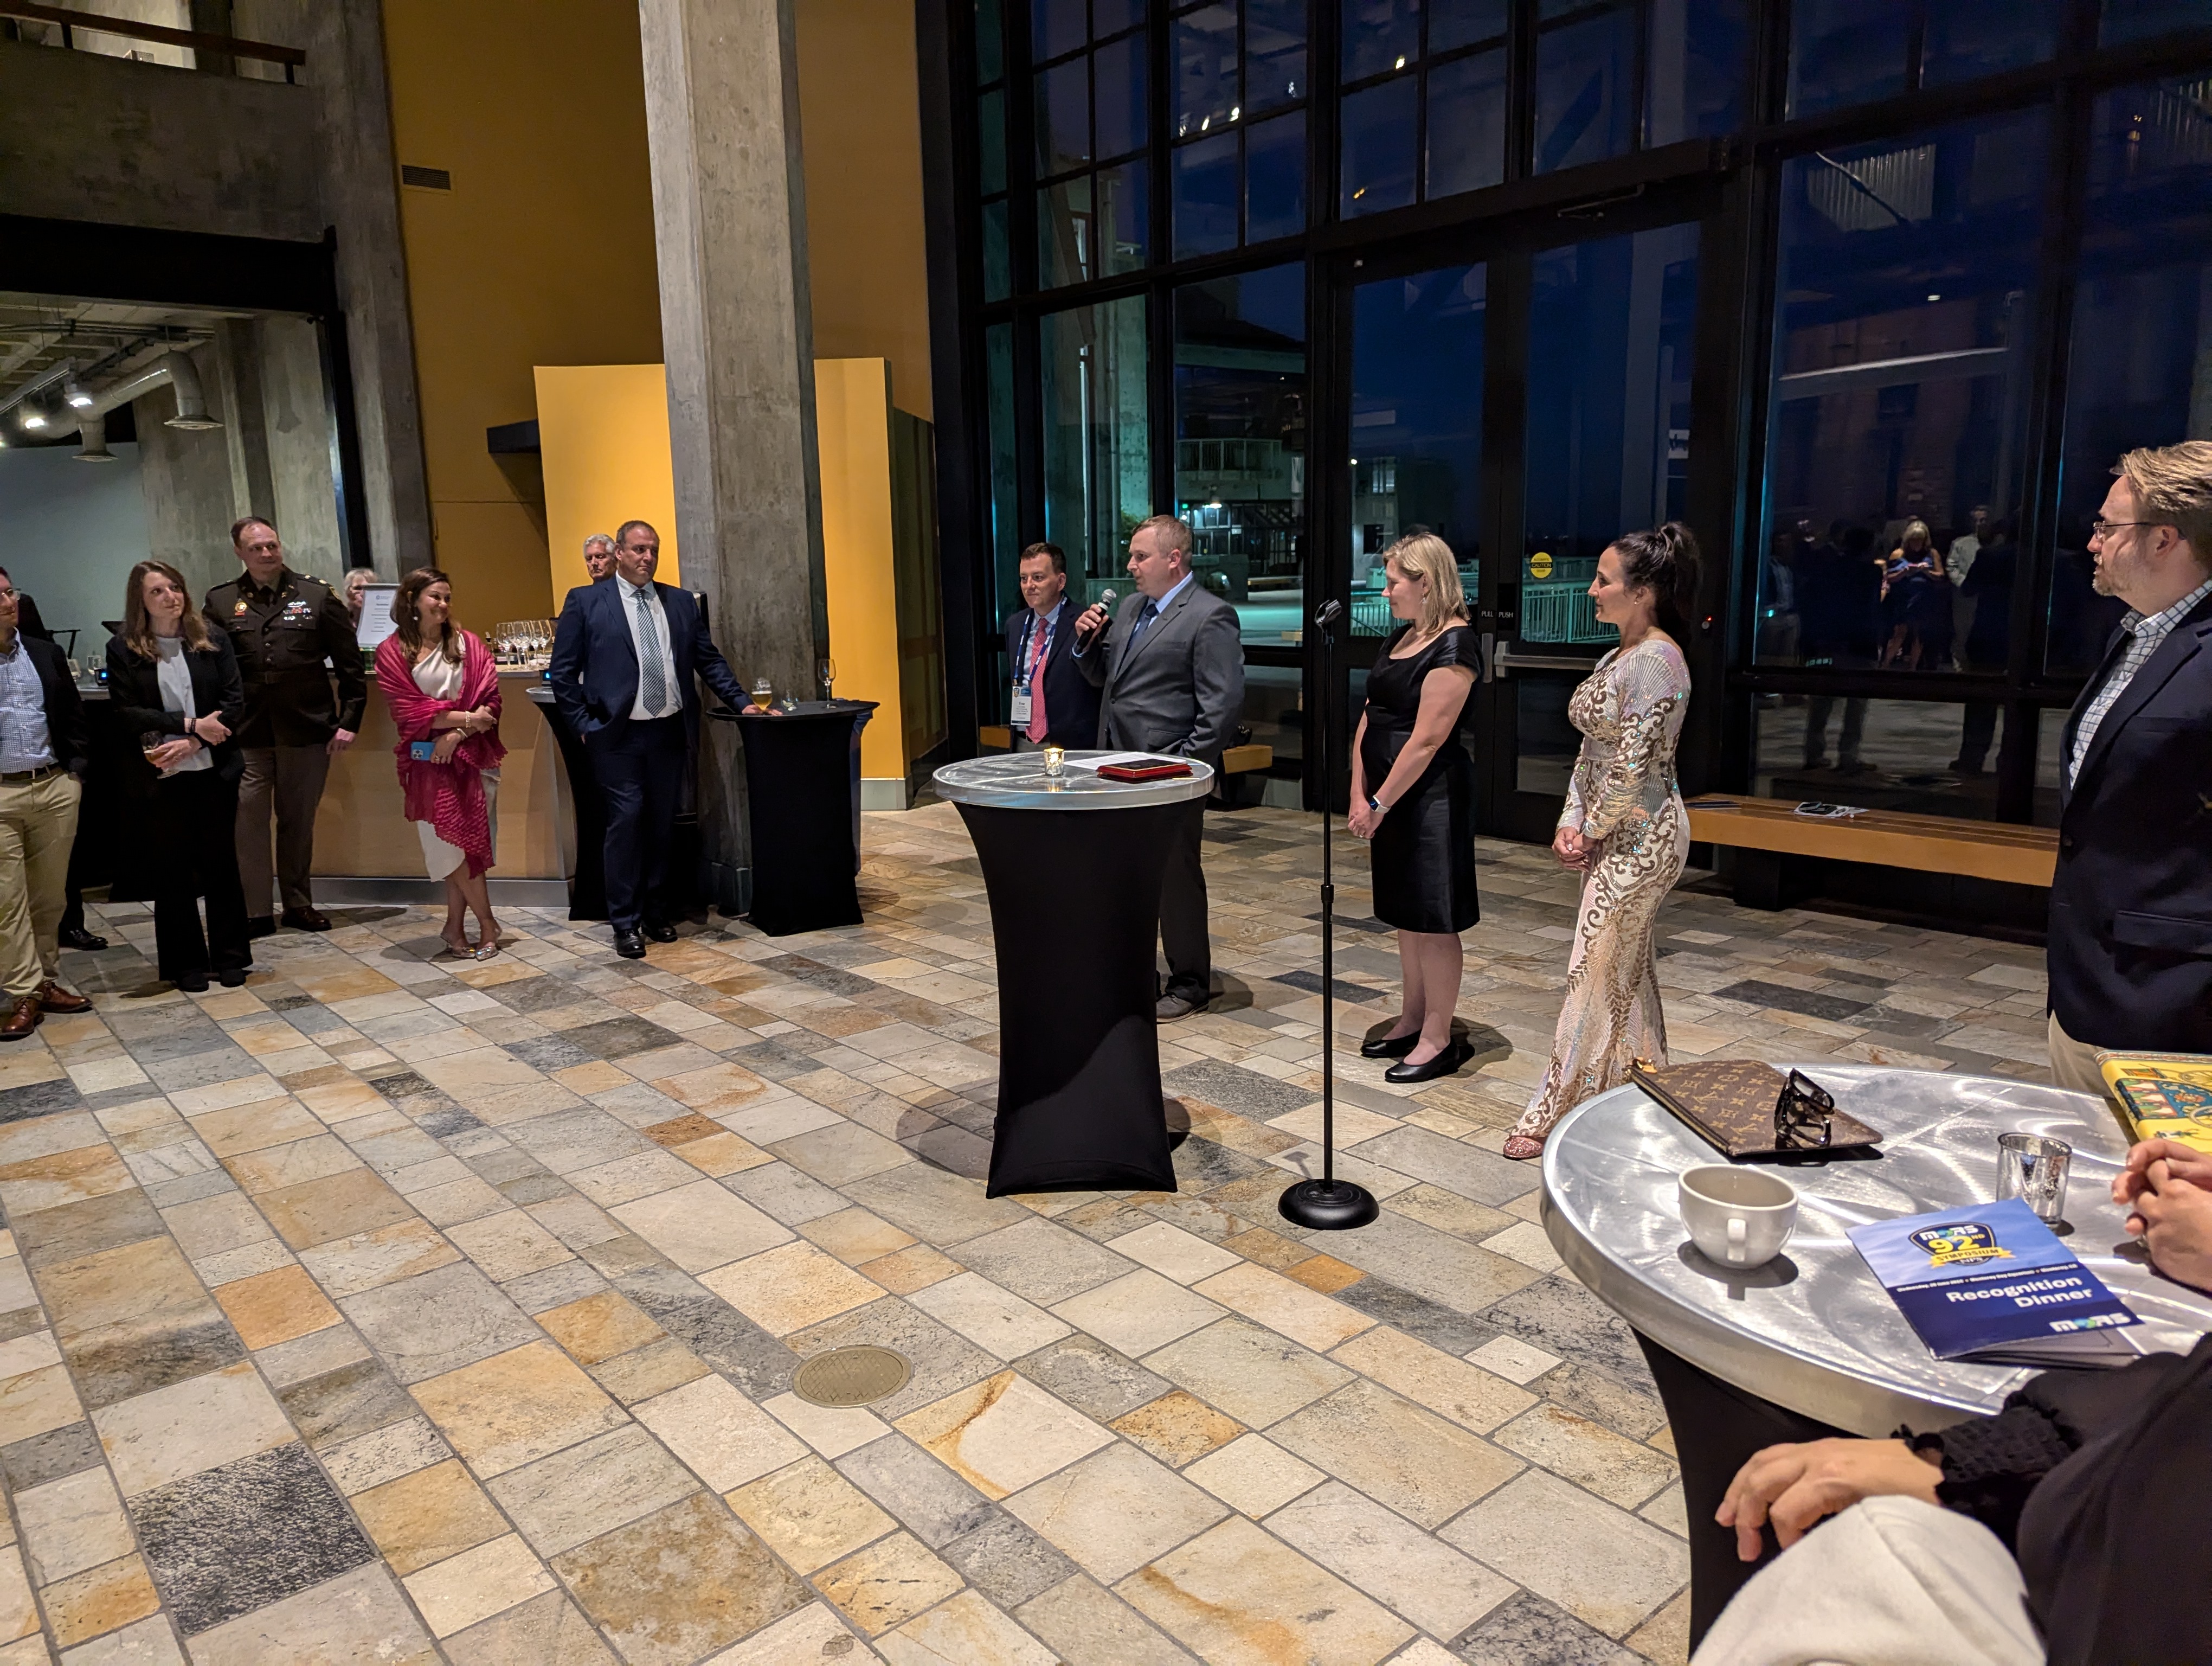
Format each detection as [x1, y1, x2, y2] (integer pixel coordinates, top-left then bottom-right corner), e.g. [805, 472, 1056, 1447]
[1629, 0, 1651, 151]
[1506, 0, 1538, 183]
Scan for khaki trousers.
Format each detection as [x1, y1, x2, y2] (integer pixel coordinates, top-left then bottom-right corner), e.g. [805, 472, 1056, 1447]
[0, 770, 81, 999]
[236, 744, 330, 916]
[2046, 1011, 2137, 1142]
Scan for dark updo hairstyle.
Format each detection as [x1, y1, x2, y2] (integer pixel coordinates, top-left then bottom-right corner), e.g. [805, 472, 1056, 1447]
[1610, 522, 1701, 643]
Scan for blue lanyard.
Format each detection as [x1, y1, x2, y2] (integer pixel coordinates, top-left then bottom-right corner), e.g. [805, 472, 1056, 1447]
[1018, 607, 1057, 689]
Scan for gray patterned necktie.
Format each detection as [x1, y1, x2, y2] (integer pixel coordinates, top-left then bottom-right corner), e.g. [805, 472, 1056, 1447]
[632, 588, 669, 716]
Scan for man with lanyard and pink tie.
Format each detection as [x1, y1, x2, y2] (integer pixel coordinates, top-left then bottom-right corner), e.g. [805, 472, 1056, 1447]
[1005, 541, 1100, 752]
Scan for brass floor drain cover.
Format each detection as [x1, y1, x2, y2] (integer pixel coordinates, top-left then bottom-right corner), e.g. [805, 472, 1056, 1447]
[794, 1345, 912, 1408]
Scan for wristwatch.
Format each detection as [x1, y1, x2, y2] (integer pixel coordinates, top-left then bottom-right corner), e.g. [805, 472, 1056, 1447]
[1368, 796, 1388, 815]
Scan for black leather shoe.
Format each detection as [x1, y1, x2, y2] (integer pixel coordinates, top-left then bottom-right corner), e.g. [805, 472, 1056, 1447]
[175, 972, 209, 994]
[281, 907, 332, 932]
[217, 968, 249, 988]
[1156, 991, 1207, 1021]
[1385, 1039, 1471, 1085]
[613, 928, 647, 959]
[642, 921, 679, 944]
[1360, 1031, 1421, 1059]
[60, 926, 108, 952]
[247, 915, 277, 940]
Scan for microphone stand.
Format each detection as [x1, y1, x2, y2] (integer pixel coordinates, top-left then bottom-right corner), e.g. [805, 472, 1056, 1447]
[1278, 598, 1378, 1232]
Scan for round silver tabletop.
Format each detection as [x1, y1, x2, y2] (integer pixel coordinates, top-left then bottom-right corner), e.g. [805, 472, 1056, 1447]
[934, 751, 1216, 810]
[1541, 1065, 2212, 1434]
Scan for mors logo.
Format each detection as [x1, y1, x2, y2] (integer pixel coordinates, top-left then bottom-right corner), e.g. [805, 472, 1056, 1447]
[1911, 1221, 2012, 1268]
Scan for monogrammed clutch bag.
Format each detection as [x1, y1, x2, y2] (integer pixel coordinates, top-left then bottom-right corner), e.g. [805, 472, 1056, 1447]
[1628, 1059, 1881, 1160]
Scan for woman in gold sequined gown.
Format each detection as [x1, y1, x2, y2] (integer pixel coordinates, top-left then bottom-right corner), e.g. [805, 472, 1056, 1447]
[1506, 524, 1700, 1160]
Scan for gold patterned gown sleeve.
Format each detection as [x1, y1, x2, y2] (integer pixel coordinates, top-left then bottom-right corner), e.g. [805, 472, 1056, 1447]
[1516, 639, 1692, 1140]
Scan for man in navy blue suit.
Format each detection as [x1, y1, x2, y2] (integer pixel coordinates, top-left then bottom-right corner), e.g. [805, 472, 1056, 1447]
[1002, 542, 1101, 751]
[2047, 442, 2212, 1097]
[549, 520, 762, 958]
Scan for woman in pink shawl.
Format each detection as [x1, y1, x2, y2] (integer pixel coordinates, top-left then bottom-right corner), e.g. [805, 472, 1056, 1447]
[375, 568, 507, 958]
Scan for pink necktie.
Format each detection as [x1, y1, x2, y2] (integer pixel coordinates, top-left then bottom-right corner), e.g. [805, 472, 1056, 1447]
[1026, 618, 1050, 743]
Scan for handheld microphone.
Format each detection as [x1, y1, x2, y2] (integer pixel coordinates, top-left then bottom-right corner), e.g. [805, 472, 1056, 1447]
[1088, 588, 1117, 633]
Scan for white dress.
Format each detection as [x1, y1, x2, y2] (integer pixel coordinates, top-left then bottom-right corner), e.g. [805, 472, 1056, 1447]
[413, 650, 498, 881]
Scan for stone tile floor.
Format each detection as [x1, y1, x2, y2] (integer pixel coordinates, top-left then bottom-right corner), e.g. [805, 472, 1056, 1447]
[0, 802, 2057, 1665]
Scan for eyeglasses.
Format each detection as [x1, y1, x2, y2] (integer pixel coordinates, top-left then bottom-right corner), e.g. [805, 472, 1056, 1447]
[1773, 1070, 1836, 1151]
[2089, 519, 2162, 539]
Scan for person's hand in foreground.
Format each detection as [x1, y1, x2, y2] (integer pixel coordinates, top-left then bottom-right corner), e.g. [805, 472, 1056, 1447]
[2113, 1137, 2212, 1206]
[2118, 1148, 2212, 1294]
[1716, 1438, 1941, 1562]
[1552, 824, 1596, 871]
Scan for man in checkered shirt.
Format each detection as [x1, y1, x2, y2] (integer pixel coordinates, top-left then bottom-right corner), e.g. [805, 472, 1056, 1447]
[2046, 441, 2212, 1101]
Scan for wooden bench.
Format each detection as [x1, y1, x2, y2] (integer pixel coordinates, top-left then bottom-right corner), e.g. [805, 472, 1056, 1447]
[1686, 794, 2057, 909]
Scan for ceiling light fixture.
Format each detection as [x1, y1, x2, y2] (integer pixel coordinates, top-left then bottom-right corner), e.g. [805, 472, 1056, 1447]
[63, 379, 93, 408]
[20, 408, 47, 431]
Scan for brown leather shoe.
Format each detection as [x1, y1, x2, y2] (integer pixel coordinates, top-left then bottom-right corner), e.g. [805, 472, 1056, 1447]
[281, 907, 332, 932]
[35, 981, 91, 1015]
[0, 996, 41, 1041]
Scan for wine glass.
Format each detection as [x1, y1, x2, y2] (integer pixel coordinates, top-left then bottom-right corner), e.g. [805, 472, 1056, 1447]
[818, 657, 836, 701]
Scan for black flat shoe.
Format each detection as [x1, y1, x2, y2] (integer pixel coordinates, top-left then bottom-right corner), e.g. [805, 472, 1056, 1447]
[613, 928, 647, 960]
[641, 921, 679, 944]
[173, 973, 209, 994]
[60, 927, 108, 952]
[1360, 1031, 1420, 1059]
[1385, 1039, 1471, 1085]
[217, 968, 249, 988]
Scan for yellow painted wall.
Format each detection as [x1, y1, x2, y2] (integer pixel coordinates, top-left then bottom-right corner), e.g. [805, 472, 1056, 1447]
[382, 0, 664, 626]
[534, 365, 681, 604]
[795, 0, 935, 421]
[815, 358, 908, 785]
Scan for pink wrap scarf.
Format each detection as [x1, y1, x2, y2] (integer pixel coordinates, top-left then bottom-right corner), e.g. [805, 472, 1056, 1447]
[376, 630, 507, 877]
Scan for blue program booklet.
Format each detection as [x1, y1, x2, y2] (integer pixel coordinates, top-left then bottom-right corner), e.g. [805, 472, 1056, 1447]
[1848, 1199, 2142, 1368]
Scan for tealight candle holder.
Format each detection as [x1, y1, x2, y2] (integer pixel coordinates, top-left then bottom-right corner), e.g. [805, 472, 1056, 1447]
[1043, 745, 1065, 777]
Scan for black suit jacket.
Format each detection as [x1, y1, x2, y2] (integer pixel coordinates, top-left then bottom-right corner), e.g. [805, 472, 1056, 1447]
[104, 632, 248, 788]
[548, 578, 748, 746]
[1002, 598, 1101, 748]
[6, 635, 87, 777]
[2048, 588, 2212, 1053]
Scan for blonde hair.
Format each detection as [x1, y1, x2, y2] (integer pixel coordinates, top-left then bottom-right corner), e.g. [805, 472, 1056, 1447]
[1383, 533, 1467, 640]
[2114, 441, 2212, 566]
[123, 560, 214, 661]
[1898, 520, 1932, 554]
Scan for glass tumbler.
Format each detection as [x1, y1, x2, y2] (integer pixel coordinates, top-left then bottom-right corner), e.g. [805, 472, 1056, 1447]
[1995, 1132, 2073, 1225]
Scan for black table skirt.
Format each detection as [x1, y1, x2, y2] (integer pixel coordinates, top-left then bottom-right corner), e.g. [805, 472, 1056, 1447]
[735, 702, 875, 937]
[1634, 1331, 1851, 1652]
[957, 799, 1180, 1197]
[526, 687, 608, 921]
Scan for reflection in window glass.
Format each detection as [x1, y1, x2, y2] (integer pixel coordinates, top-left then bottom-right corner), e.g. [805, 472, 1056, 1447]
[2047, 77, 2212, 676]
[1342, 0, 1422, 82]
[1098, 161, 1150, 273]
[1645, 0, 1750, 148]
[1035, 58, 1091, 176]
[1431, 0, 1507, 54]
[986, 323, 1021, 620]
[1248, 0, 1308, 110]
[1787, 0, 1911, 118]
[982, 200, 1011, 301]
[977, 0, 1004, 83]
[1349, 264, 1487, 630]
[1426, 48, 1506, 199]
[2033, 708, 2068, 826]
[1095, 0, 1146, 35]
[1757, 110, 2049, 676]
[1174, 132, 1240, 257]
[1175, 3, 1239, 137]
[1174, 265, 1309, 764]
[1524, 226, 1700, 643]
[1095, 34, 1148, 158]
[1535, 5, 1636, 175]
[1342, 76, 1418, 216]
[1032, 0, 1086, 62]
[1921, 0, 2065, 88]
[1752, 698, 2024, 821]
[979, 91, 1007, 195]
[1043, 297, 1152, 599]
[2102, 0, 2212, 47]
[1517, 675, 1584, 796]
[1039, 177, 1094, 288]
[1246, 111, 1307, 241]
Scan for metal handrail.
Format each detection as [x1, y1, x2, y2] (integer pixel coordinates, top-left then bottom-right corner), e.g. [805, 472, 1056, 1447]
[0, 1, 304, 80]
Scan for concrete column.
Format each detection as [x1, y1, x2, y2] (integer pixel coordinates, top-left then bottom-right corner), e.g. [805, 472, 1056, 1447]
[638, 0, 830, 899]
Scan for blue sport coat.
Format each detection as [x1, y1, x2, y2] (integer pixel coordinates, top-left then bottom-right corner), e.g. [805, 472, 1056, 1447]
[548, 578, 749, 745]
[2048, 588, 2212, 1053]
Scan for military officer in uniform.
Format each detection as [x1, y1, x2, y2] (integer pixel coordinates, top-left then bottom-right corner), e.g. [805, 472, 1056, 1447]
[203, 517, 366, 935]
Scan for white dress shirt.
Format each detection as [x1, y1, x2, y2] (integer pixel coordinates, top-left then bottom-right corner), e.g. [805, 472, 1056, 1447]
[618, 576, 681, 720]
[154, 639, 212, 774]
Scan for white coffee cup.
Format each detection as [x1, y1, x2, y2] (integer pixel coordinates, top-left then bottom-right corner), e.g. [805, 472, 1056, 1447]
[1679, 1165, 1799, 1270]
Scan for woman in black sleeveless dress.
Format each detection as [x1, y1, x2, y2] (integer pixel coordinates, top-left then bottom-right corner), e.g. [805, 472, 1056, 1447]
[1347, 533, 1481, 1083]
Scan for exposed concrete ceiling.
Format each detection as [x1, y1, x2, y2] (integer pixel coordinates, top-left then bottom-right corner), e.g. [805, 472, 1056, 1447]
[0, 292, 258, 418]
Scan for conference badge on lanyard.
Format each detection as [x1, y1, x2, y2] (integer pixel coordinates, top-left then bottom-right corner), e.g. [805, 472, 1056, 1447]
[1009, 611, 1052, 728]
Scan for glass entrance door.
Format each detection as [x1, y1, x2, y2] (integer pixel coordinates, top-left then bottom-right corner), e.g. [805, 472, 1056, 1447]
[1488, 220, 1702, 839]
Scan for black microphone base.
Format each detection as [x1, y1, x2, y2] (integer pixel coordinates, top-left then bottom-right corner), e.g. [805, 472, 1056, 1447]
[1278, 1177, 1379, 1232]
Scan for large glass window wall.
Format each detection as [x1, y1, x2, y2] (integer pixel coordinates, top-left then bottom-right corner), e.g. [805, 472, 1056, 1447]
[953, 0, 2212, 828]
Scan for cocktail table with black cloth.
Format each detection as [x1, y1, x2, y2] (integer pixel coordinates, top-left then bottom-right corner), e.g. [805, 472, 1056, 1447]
[1540, 1065, 2212, 1650]
[725, 701, 877, 937]
[934, 753, 1214, 1196]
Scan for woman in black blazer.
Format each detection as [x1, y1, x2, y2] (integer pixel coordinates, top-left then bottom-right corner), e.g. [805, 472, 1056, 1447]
[106, 562, 252, 991]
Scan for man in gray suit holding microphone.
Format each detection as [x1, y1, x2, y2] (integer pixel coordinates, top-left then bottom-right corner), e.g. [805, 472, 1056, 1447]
[1073, 514, 1245, 1020]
